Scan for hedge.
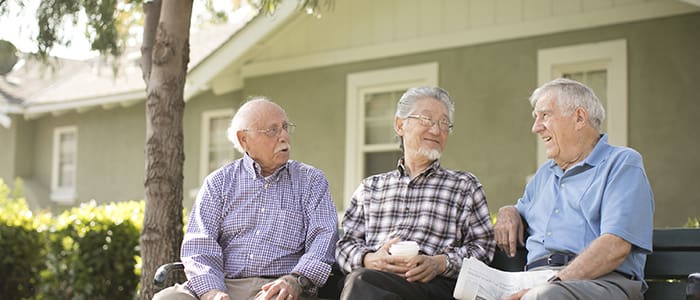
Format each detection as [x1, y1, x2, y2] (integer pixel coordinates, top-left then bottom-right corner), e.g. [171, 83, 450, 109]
[0, 179, 144, 300]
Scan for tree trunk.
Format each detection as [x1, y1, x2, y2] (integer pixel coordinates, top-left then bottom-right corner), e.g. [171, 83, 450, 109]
[140, 1, 192, 299]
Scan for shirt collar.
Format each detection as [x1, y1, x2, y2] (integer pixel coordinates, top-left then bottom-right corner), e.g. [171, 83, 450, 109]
[397, 157, 441, 177]
[582, 133, 610, 167]
[547, 133, 609, 174]
[242, 153, 290, 180]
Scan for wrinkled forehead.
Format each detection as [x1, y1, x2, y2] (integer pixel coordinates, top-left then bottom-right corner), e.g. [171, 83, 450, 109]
[412, 97, 449, 118]
[533, 92, 559, 110]
[246, 102, 288, 127]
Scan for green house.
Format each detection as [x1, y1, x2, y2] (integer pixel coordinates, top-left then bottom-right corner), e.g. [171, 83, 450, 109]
[1, 0, 698, 227]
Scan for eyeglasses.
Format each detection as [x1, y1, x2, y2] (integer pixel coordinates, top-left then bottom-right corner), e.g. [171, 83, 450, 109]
[242, 122, 296, 137]
[405, 114, 453, 132]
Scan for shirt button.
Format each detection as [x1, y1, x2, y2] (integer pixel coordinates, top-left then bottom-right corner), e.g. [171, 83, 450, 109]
[261, 208, 265, 213]
[555, 209, 560, 214]
[547, 232, 552, 236]
[249, 254, 254, 259]
[560, 183, 565, 188]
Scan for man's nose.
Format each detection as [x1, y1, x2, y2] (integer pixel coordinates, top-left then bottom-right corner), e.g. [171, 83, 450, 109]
[531, 119, 543, 133]
[429, 122, 442, 134]
[279, 128, 290, 140]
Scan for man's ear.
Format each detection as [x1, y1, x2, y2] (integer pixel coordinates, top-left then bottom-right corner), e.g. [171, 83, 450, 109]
[237, 131, 248, 150]
[574, 107, 589, 130]
[394, 116, 405, 136]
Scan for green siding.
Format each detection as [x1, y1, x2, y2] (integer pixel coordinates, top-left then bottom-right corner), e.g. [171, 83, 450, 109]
[182, 89, 241, 210]
[0, 116, 17, 183]
[14, 117, 35, 179]
[5, 13, 698, 227]
[243, 13, 700, 227]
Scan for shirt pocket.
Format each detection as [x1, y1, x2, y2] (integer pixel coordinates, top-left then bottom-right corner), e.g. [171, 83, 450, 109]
[272, 209, 306, 251]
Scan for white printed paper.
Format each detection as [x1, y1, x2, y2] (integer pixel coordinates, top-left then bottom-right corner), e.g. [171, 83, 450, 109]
[453, 257, 555, 300]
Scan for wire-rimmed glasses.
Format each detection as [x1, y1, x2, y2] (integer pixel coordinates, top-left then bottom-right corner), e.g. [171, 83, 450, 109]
[242, 122, 296, 137]
[405, 115, 453, 133]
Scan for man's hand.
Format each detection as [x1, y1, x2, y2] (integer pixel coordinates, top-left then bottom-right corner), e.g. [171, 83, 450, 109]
[494, 206, 525, 257]
[257, 275, 302, 300]
[201, 290, 230, 300]
[503, 288, 530, 300]
[404, 255, 447, 283]
[363, 237, 411, 275]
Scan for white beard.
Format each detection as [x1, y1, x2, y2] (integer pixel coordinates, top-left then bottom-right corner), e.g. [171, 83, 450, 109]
[418, 148, 441, 160]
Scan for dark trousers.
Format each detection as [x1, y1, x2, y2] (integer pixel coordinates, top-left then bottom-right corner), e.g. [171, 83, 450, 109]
[339, 268, 456, 300]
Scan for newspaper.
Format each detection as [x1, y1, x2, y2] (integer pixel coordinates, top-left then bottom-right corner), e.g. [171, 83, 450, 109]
[453, 257, 555, 300]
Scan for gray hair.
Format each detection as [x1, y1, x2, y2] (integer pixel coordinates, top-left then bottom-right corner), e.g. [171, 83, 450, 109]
[529, 78, 606, 132]
[226, 96, 278, 154]
[395, 86, 455, 123]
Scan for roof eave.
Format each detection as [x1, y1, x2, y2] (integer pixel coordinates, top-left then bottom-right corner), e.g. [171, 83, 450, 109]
[185, 0, 300, 100]
[22, 90, 145, 119]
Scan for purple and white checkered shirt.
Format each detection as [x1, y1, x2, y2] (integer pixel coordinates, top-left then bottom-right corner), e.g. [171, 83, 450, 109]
[182, 154, 338, 297]
[336, 159, 495, 278]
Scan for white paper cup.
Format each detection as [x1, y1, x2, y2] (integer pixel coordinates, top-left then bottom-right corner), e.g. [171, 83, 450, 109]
[390, 241, 419, 257]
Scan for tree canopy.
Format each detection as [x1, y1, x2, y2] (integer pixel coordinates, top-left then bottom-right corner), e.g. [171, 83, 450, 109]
[1, 0, 333, 61]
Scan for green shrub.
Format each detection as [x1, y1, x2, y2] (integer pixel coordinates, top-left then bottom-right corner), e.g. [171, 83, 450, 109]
[686, 217, 700, 228]
[0, 178, 47, 300]
[39, 200, 144, 300]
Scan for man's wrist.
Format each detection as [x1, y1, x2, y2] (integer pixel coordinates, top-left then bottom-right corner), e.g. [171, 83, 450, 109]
[443, 255, 452, 274]
[290, 273, 314, 294]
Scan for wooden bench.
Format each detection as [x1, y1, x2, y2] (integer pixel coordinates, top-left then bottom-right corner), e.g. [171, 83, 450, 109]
[154, 228, 700, 299]
[153, 262, 344, 299]
[491, 228, 700, 300]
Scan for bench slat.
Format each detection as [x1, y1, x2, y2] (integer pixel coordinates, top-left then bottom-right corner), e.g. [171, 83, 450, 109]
[491, 248, 528, 272]
[653, 228, 700, 250]
[645, 251, 700, 279]
[645, 281, 687, 300]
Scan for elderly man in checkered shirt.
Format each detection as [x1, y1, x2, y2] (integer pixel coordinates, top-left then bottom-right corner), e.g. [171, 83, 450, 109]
[336, 86, 495, 300]
[154, 97, 338, 300]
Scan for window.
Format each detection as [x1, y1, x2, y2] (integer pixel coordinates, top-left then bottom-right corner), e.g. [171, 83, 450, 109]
[344, 62, 438, 209]
[51, 126, 77, 204]
[199, 109, 238, 182]
[536, 39, 627, 166]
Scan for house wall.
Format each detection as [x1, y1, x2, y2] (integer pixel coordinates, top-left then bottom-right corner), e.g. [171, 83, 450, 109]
[182, 89, 241, 210]
[14, 117, 35, 179]
[242, 13, 700, 227]
[18, 89, 242, 212]
[28, 103, 145, 210]
[0, 116, 17, 184]
[6, 13, 697, 227]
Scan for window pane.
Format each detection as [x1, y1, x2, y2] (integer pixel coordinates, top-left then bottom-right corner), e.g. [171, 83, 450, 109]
[364, 91, 402, 145]
[207, 116, 236, 173]
[58, 131, 76, 188]
[365, 151, 402, 177]
[564, 70, 608, 131]
[59, 166, 74, 187]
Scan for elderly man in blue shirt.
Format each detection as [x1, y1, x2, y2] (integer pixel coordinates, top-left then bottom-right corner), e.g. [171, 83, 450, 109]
[153, 97, 338, 300]
[494, 78, 654, 300]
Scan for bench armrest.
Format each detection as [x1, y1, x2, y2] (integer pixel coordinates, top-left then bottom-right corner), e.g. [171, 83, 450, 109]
[154, 262, 185, 287]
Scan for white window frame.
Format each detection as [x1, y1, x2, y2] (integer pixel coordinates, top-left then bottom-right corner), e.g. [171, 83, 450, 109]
[536, 39, 628, 166]
[344, 62, 438, 210]
[51, 125, 78, 204]
[199, 109, 235, 182]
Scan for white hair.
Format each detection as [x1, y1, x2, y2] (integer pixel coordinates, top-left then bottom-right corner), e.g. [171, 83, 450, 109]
[529, 78, 606, 132]
[226, 96, 278, 154]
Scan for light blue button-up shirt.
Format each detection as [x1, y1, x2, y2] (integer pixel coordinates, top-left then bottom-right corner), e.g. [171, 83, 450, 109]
[516, 134, 654, 282]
